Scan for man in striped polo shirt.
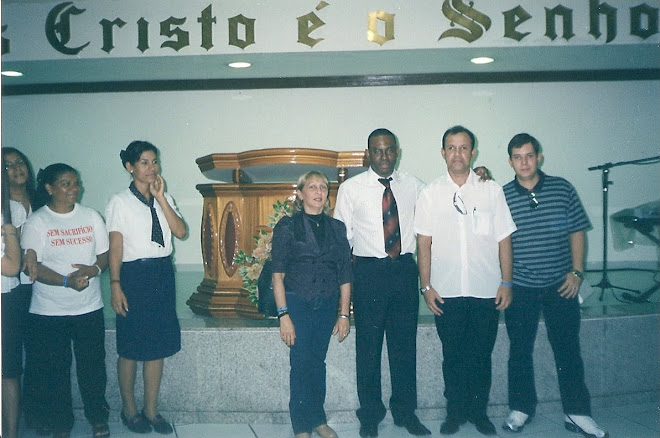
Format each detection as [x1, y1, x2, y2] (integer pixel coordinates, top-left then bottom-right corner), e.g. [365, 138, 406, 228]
[502, 133, 607, 438]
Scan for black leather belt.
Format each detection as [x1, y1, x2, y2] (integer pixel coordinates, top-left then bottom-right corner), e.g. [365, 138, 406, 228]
[128, 256, 171, 264]
[354, 253, 413, 264]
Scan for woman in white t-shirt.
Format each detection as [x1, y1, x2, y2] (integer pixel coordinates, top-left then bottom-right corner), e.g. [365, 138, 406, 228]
[106, 141, 186, 435]
[20, 163, 110, 438]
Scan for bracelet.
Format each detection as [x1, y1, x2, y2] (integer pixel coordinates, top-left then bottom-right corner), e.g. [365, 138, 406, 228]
[570, 269, 584, 279]
[500, 280, 513, 288]
[93, 264, 102, 275]
[276, 305, 288, 313]
[110, 279, 120, 284]
[338, 314, 350, 319]
[277, 310, 289, 319]
[62, 276, 68, 288]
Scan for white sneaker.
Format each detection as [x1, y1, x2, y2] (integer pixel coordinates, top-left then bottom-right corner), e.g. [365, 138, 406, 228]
[565, 414, 609, 438]
[502, 410, 530, 433]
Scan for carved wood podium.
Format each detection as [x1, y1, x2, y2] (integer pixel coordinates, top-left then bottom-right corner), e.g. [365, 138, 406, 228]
[187, 148, 368, 318]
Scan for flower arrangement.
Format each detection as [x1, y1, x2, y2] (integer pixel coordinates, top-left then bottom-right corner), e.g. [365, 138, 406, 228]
[234, 199, 291, 305]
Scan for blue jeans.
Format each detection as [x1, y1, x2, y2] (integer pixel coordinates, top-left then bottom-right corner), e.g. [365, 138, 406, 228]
[287, 292, 338, 434]
[505, 282, 591, 416]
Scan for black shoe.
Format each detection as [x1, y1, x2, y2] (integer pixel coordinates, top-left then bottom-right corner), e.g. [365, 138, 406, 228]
[394, 415, 431, 436]
[470, 416, 496, 436]
[121, 411, 152, 434]
[359, 423, 378, 437]
[440, 418, 463, 435]
[142, 410, 174, 435]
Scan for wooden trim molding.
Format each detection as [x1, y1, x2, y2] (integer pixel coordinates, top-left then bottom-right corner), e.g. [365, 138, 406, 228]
[3, 69, 658, 96]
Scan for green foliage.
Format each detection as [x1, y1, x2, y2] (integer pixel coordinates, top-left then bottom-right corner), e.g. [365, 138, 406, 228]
[233, 200, 291, 305]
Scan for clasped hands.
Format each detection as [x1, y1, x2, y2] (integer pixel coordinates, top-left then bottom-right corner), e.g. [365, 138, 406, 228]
[67, 263, 98, 291]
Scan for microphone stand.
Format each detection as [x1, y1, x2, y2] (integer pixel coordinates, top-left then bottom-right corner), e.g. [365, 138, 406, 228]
[587, 155, 660, 300]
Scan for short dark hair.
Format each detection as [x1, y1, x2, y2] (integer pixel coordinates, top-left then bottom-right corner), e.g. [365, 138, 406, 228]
[34, 163, 79, 210]
[367, 128, 397, 149]
[120, 140, 159, 168]
[507, 133, 541, 157]
[442, 125, 475, 149]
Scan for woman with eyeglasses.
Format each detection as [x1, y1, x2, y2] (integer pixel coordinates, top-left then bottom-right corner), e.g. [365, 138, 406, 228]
[1, 148, 42, 434]
[106, 141, 186, 435]
[20, 163, 110, 438]
[1, 160, 27, 438]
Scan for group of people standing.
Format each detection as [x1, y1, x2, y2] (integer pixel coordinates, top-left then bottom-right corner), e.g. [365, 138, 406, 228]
[273, 127, 607, 438]
[2, 128, 608, 438]
[1, 141, 186, 438]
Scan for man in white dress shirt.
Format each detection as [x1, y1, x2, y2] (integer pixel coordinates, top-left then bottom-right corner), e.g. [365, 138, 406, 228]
[415, 125, 516, 436]
[334, 128, 430, 438]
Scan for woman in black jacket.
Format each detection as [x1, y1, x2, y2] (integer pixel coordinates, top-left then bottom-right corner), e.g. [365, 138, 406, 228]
[271, 171, 352, 438]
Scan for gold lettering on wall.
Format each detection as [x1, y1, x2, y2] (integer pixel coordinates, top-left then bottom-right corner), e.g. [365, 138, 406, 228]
[503, 6, 531, 42]
[631, 3, 660, 39]
[367, 10, 394, 46]
[45, 2, 90, 55]
[228, 14, 255, 49]
[297, 7, 326, 48]
[4, 1, 654, 57]
[439, 0, 491, 43]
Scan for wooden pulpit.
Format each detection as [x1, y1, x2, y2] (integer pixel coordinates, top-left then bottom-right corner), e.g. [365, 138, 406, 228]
[187, 148, 368, 318]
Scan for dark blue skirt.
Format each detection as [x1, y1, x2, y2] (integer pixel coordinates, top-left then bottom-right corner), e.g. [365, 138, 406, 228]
[116, 257, 181, 361]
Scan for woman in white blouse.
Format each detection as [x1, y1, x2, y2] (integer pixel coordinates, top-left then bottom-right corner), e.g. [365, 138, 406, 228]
[106, 141, 186, 435]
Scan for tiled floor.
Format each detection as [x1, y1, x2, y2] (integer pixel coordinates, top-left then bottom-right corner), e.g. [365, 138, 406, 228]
[17, 401, 660, 437]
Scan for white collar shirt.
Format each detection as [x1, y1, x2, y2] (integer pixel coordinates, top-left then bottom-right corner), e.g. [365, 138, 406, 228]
[334, 167, 424, 258]
[414, 170, 516, 298]
[105, 188, 179, 261]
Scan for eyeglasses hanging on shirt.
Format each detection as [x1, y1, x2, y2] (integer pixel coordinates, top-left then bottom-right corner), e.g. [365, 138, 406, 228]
[453, 192, 468, 215]
[528, 191, 539, 209]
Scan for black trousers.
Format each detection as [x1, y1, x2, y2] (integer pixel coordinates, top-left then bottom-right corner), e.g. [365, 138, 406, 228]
[353, 254, 419, 426]
[505, 282, 591, 416]
[29, 309, 109, 433]
[434, 297, 499, 421]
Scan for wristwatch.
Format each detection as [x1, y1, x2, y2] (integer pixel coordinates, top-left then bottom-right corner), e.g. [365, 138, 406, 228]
[570, 269, 584, 279]
[419, 285, 432, 295]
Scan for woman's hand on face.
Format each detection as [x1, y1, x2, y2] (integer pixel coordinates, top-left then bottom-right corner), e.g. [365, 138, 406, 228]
[149, 174, 165, 200]
[333, 317, 350, 343]
[279, 315, 296, 347]
[67, 272, 89, 292]
[111, 287, 129, 317]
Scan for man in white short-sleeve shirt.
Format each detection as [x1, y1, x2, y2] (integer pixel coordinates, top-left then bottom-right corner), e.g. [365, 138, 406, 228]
[415, 125, 516, 436]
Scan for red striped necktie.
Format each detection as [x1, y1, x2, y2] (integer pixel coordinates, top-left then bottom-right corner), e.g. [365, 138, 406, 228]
[379, 177, 401, 260]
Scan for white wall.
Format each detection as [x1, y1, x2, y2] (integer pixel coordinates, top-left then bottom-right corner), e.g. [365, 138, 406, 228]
[2, 80, 658, 269]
